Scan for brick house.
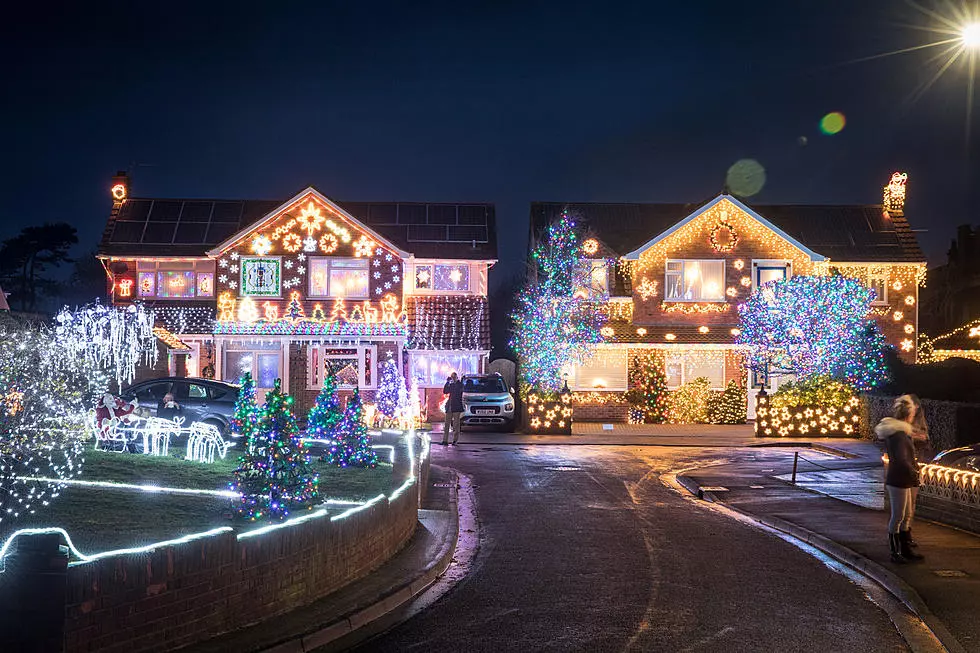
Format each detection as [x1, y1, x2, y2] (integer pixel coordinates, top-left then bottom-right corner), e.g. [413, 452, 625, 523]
[98, 174, 495, 418]
[529, 176, 926, 422]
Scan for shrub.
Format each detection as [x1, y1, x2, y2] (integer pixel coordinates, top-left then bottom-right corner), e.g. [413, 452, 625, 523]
[709, 380, 747, 424]
[668, 377, 712, 424]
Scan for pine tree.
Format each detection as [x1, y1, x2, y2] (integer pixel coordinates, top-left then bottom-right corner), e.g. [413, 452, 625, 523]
[230, 372, 260, 444]
[307, 366, 344, 441]
[376, 356, 405, 424]
[324, 388, 378, 468]
[231, 379, 319, 520]
[625, 351, 670, 423]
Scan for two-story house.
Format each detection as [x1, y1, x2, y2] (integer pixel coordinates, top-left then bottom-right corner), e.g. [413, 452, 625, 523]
[98, 174, 495, 417]
[529, 174, 926, 421]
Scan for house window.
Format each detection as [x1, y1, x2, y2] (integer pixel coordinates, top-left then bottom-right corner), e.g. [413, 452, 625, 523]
[415, 265, 433, 290]
[309, 258, 370, 299]
[868, 274, 888, 305]
[240, 257, 281, 297]
[665, 260, 725, 301]
[752, 260, 792, 291]
[138, 272, 156, 297]
[408, 352, 482, 387]
[433, 264, 470, 292]
[567, 348, 628, 391]
[574, 260, 609, 298]
[308, 345, 377, 389]
[665, 350, 726, 390]
[197, 272, 215, 297]
[156, 271, 196, 298]
[223, 349, 282, 389]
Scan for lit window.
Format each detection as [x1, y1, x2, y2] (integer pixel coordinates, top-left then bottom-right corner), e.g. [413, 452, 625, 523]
[433, 264, 470, 291]
[408, 352, 481, 387]
[308, 345, 377, 389]
[567, 349, 627, 391]
[752, 260, 792, 291]
[867, 274, 888, 305]
[240, 258, 281, 297]
[415, 265, 432, 290]
[665, 260, 725, 301]
[138, 272, 155, 297]
[197, 273, 214, 297]
[309, 258, 370, 298]
[157, 271, 196, 298]
[665, 351, 725, 389]
[575, 260, 609, 298]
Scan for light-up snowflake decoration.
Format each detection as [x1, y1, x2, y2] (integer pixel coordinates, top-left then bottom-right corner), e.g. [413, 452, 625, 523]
[354, 236, 376, 257]
[297, 201, 326, 236]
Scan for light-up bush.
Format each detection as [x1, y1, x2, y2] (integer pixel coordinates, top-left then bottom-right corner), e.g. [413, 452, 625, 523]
[708, 380, 747, 424]
[668, 377, 712, 424]
[755, 376, 860, 437]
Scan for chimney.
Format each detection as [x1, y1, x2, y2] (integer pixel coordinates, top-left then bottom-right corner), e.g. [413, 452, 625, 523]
[110, 171, 129, 203]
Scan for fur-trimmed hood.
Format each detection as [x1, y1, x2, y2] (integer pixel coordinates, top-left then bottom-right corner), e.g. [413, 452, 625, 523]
[875, 417, 912, 440]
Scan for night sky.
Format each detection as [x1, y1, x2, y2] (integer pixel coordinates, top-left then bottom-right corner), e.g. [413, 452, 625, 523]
[2, 1, 978, 277]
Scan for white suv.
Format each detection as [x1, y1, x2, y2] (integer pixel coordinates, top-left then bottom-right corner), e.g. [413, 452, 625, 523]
[461, 374, 515, 431]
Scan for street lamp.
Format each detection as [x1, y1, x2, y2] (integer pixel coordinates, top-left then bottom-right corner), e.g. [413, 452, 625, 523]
[964, 23, 980, 48]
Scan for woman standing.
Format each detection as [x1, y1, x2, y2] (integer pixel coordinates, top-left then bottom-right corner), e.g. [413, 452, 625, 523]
[906, 394, 930, 548]
[875, 395, 925, 563]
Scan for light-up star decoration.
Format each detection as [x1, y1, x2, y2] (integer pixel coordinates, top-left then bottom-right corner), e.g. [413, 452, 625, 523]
[417, 269, 431, 285]
[252, 235, 272, 256]
[449, 268, 463, 284]
[297, 201, 326, 236]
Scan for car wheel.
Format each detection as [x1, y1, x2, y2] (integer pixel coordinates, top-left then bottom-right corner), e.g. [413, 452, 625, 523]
[203, 418, 228, 436]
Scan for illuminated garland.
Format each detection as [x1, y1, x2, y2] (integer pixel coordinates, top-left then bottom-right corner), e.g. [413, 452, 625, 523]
[230, 379, 319, 521]
[214, 319, 408, 337]
[708, 221, 739, 252]
[661, 302, 730, 314]
[511, 210, 605, 392]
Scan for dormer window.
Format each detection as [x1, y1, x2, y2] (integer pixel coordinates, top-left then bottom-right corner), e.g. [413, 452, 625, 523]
[665, 260, 725, 301]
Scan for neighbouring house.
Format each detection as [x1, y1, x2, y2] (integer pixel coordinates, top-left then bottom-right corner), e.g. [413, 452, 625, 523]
[528, 173, 926, 422]
[97, 173, 495, 418]
[919, 223, 980, 362]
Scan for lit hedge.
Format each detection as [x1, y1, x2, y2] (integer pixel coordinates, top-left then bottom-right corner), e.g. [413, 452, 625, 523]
[756, 377, 860, 437]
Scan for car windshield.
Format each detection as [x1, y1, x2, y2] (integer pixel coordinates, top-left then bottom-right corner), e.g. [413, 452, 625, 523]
[463, 377, 507, 393]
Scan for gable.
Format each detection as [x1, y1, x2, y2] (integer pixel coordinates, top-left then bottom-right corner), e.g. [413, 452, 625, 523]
[623, 195, 825, 262]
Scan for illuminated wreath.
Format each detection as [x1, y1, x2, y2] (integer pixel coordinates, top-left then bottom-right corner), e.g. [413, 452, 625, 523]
[709, 221, 739, 252]
[282, 233, 302, 253]
[319, 233, 339, 254]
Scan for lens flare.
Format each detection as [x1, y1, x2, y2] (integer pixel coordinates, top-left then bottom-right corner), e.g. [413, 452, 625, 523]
[819, 112, 846, 135]
[725, 159, 766, 197]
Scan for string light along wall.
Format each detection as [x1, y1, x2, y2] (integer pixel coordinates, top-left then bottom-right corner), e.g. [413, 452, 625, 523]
[408, 296, 488, 351]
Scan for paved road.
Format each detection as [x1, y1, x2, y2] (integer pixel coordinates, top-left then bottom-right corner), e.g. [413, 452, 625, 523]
[357, 444, 907, 652]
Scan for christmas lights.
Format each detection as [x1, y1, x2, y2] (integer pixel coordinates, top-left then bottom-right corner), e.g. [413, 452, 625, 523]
[624, 351, 669, 423]
[511, 210, 605, 392]
[582, 238, 599, 255]
[708, 380, 747, 424]
[322, 388, 379, 468]
[755, 378, 860, 437]
[708, 221, 739, 252]
[668, 377, 712, 423]
[185, 422, 234, 464]
[526, 390, 573, 434]
[738, 275, 888, 392]
[661, 302, 730, 314]
[883, 172, 908, 213]
[231, 379, 318, 521]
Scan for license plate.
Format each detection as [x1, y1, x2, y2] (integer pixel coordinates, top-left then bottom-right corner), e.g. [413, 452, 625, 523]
[474, 409, 495, 415]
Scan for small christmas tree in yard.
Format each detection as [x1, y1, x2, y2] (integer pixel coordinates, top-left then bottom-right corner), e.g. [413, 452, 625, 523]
[668, 377, 712, 424]
[624, 351, 670, 423]
[323, 388, 379, 468]
[307, 366, 344, 441]
[708, 380, 747, 424]
[231, 372, 261, 445]
[231, 379, 319, 521]
[376, 355, 406, 425]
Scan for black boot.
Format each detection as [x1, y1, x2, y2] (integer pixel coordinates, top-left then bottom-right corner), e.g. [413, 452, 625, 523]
[889, 533, 907, 564]
[906, 527, 918, 548]
[900, 531, 924, 561]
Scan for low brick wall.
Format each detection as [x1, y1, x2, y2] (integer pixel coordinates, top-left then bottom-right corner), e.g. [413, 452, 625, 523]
[572, 402, 629, 422]
[60, 433, 426, 653]
[915, 463, 980, 535]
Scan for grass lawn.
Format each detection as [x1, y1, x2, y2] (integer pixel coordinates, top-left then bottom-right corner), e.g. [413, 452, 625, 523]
[1, 448, 395, 555]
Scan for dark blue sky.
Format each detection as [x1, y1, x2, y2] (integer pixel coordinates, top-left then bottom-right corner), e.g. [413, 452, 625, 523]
[2, 0, 977, 274]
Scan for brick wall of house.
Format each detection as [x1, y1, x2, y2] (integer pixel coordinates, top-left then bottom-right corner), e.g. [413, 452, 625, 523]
[61, 436, 425, 653]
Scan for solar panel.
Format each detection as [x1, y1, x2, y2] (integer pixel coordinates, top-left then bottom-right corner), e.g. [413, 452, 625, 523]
[173, 223, 209, 244]
[448, 225, 487, 242]
[118, 200, 151, 221]
[427, 205, 457, 225]
[109, 221, 146, 243]
[205, 222, 238, 243]
[397, 205, 427, 225]
[181, 201, 213, 221]
[142, 222, 177, 244]
[211, 202, 243, 222]
[148, 201, 182, 221]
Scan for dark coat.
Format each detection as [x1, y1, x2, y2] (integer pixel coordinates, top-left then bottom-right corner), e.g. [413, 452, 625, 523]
[876, 417, 919, 488]
[443, 379, 464, 413]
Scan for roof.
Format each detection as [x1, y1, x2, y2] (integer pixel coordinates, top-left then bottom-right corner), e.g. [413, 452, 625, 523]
[99, 192, 497, 261]
[529, 199, 925, 263]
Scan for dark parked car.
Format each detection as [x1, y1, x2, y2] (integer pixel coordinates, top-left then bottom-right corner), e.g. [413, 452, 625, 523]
[931, 445, 980, 473]
[120, 377, 240, 436]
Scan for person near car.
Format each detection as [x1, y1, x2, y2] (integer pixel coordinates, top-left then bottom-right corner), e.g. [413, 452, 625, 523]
[441, 373, 464, 445]
[875, 395, 925, 563]
[157, 393, 183, 422]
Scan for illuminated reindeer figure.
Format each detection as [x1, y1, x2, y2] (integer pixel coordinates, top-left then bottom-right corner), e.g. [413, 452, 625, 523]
[185, 421, 234, 464]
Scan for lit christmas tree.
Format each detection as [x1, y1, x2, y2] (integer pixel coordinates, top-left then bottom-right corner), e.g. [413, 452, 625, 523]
[668, 377, 712, 424]
[230, 371, 260, 444]
[306, 366, 344, 442]
[285, 292, 305, 320]
[231, 379, 319, 521]
[323, 388, 378, 468]
[738, 275, 888, 391]
[708, 380, 747, 424]
[511, 210, 606, 392]
[376, 355, 406, 425]
[625, 351, 670, 423]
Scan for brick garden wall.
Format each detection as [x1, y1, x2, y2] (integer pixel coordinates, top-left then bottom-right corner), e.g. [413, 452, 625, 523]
[61, 434, 426, 653]
[915, 494, 980, 535]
